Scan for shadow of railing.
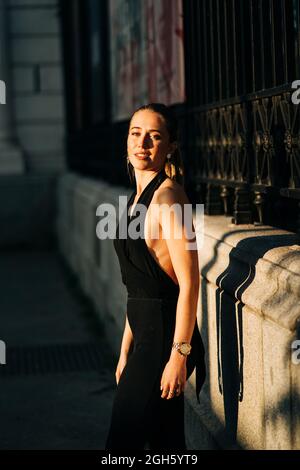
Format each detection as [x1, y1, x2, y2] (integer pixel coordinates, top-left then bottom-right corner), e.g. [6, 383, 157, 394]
[200, 227, 299, 448]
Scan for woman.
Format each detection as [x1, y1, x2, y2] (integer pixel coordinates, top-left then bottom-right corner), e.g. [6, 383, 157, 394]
[105, 103, 205, 450]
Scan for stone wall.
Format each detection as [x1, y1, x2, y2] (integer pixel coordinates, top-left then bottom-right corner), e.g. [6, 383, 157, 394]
[56, 173, 129, 354]
[56, 172, 300, 450]
[8, 0, 65, 172]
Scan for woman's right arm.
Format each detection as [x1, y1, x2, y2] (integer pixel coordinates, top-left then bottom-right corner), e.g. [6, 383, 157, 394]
[115, 314, 133, 384]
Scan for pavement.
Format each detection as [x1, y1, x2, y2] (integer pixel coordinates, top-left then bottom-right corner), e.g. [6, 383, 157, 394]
[0, 249, 117, 450]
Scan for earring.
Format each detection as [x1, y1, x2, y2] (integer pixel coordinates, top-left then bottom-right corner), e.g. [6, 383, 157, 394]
[167, 153, 172, 159]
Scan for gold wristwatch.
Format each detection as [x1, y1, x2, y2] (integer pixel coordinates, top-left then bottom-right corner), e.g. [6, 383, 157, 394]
[172, 342, 192, 356]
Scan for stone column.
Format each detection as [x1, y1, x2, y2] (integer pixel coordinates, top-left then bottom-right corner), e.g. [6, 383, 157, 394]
[0, 0, 24, 174]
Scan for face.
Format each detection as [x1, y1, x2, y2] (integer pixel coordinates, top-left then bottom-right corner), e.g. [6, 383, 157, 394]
[127, 109, 176, 172]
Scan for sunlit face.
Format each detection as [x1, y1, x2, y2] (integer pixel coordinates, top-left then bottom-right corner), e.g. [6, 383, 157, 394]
[127, 109, 176, 171]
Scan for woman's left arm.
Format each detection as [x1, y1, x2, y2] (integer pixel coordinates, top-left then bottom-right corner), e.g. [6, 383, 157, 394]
[158, 186, 200, 400]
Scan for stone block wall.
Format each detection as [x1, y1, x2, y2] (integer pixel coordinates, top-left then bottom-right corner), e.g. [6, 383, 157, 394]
[8, 0, 65, 172]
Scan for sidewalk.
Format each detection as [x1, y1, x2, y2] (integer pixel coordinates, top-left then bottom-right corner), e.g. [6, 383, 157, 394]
[0, 249, 116, 450]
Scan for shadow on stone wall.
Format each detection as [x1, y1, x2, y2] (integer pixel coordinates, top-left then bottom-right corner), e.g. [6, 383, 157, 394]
[201, 229, 299, 448]
[264, 386, 300, 449]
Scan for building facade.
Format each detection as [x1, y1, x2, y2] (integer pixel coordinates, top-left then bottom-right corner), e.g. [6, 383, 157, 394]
[0, 0, 65, 246]
[1, 0, 299, 450]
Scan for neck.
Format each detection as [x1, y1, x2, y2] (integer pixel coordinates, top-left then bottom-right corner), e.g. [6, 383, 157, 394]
[134, 168, 163, 196]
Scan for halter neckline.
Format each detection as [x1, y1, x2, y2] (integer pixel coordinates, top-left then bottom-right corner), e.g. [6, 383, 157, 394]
[128, 169, 166, 218]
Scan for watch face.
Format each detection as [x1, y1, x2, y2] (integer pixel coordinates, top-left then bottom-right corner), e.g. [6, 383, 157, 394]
[180, 343, 191, 355]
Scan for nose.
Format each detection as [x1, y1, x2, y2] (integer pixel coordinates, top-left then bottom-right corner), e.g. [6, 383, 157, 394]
[137, 133, 151, 149]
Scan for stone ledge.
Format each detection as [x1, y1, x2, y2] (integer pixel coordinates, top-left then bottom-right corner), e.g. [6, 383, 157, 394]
[197, 215, 300, 332]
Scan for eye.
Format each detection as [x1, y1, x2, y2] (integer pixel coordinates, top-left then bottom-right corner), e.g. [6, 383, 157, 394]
[131, 132, 140, 136]
[152, 135, 161, 140]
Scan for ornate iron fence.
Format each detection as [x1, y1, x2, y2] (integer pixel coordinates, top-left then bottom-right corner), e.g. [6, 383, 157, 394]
[183, 0, 300, 233]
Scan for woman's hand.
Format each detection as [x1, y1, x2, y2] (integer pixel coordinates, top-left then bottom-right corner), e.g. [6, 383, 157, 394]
[115, 353, 128, 385]
[160, 352, 187, 399]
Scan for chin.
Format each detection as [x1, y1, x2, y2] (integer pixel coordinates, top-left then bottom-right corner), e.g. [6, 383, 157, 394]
[129, 159, 152, 170]
[129, 157, 164, 171]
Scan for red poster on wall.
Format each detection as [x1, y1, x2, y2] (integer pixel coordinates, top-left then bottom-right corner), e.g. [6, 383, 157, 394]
[109, 0, 185, 121]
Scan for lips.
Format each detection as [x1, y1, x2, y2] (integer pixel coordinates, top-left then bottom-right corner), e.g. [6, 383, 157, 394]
[134, 152, 150, 159]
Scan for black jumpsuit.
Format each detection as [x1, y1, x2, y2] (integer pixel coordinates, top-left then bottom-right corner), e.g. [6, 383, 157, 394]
[105, 169, 206, 450]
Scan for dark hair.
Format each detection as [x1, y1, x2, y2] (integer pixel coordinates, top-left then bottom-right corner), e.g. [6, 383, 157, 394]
[126, 103, 184, 185]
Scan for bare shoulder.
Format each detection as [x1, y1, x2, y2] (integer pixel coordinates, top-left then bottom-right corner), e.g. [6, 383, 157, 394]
[154, 177, 189, 206]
